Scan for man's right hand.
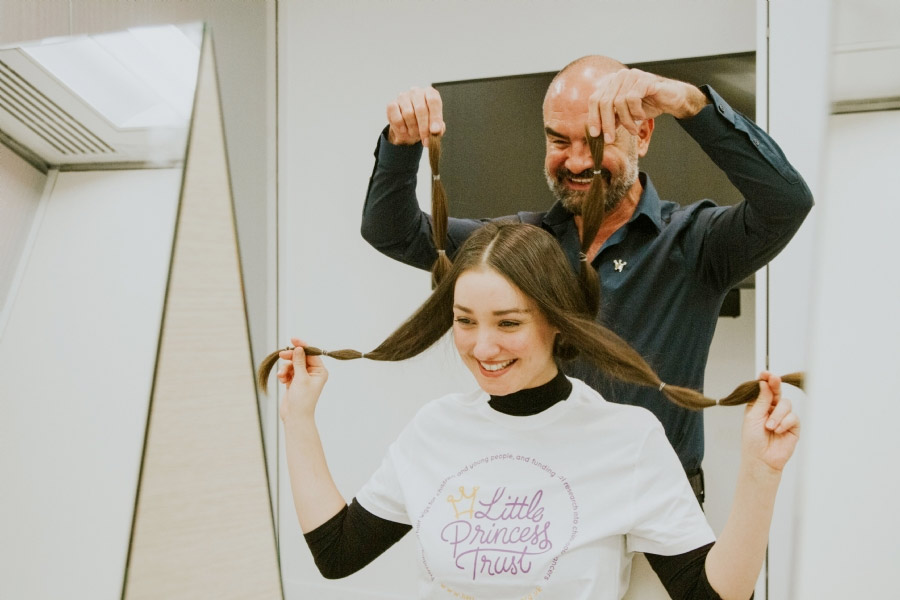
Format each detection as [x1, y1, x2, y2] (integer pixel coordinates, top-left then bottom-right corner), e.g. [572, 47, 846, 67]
[386, 86, 445, 147]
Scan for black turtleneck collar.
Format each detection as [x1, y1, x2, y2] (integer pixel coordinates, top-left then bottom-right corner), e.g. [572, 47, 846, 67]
[488, 369, 572, 416]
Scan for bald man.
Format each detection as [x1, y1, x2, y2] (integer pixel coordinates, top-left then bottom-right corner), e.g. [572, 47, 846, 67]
[361, 56, 812, 504]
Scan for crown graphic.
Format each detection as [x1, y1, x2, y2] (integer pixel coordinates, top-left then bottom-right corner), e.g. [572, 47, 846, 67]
[447, 486, 479, 519]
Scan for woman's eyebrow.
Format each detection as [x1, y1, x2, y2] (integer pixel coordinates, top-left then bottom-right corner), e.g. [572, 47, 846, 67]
[493, 308, 530, 316]
[452, 304, 530, 316]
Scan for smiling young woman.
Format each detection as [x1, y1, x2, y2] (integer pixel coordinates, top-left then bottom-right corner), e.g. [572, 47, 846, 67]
[260, 219, 800, 600]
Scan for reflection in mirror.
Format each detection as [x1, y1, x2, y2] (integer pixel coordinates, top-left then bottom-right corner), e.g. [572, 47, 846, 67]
[432, 54, 758, 598]
[0, 24, 200, 599]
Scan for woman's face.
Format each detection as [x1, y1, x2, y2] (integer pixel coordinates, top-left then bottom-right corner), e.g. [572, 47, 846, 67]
[452, 267, 559, 396]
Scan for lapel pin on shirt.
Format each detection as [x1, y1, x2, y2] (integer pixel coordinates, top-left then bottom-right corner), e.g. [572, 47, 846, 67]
[613, 259, 627, 272]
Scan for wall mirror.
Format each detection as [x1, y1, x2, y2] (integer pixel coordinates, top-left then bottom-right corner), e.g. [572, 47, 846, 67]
[434, 52, 757, 540]
[0, 23, 281, 600]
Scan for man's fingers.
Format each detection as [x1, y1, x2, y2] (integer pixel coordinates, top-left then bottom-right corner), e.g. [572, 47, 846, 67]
[424, 86, 444, 136]
[614, 70, 645, 135]
[386, 87, 444, 146]
[386, 101, 407, 140]
[398, 92, 419, 143]
[597, 73, 624, 143]
[407, 87, 430, 147]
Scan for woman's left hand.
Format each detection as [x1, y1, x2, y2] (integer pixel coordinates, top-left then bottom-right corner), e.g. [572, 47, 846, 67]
[741, 372, 801, 473]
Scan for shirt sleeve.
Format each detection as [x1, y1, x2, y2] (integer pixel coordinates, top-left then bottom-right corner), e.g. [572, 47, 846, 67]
[303, 498, 412, 579]
[355, 438, 413, 525]
[626, 422, 715, 555]
[677, 85, 814, 292]
[359, 128, 495, 270]
[646, 543, 727, 600]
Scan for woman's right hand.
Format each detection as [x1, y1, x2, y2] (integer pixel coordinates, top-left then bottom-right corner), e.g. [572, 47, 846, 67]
[278, 336, 329, 423]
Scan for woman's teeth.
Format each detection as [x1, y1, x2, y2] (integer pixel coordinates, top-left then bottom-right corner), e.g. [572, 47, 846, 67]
[481, 359, 515, 372]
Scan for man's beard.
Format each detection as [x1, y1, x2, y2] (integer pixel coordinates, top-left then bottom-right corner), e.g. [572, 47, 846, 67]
[545, 147, 639, 216]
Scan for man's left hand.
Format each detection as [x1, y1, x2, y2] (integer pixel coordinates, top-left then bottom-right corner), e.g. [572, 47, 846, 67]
[587, 68, 709, 142]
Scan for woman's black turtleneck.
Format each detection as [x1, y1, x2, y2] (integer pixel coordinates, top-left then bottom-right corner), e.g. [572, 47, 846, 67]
[487, 368, 572, 416]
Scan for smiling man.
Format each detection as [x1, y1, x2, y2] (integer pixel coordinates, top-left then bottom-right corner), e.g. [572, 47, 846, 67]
[360, 55, 813, 504]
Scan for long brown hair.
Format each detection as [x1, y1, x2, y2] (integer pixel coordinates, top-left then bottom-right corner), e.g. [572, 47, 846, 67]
[259, 133, 803, 408]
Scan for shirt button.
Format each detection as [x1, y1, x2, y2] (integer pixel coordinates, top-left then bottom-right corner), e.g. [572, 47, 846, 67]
[752, 138, 760, 146]
[718, 104, 725, 113]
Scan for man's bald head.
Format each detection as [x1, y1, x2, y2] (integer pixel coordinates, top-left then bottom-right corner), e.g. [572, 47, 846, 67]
[543, 55, 627, 110]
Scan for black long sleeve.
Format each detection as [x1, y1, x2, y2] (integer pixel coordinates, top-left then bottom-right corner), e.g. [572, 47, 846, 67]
[303, 498, 411, 579]
[646, 543, 734, 600]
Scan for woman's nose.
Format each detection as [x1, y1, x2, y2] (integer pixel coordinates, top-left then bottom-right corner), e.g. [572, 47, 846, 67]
[472, 330, 499, 359]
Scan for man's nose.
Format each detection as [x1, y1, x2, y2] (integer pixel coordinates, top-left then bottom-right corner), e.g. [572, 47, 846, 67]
[565, 142, 594, 174]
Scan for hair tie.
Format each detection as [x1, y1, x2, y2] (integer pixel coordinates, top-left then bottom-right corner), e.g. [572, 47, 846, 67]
[437, 249, 446, 256]
[433, 174, 441, 181]
[578, 252, 588, 263]
[658, 382, 666, 392]
[593, 169, 603, 175]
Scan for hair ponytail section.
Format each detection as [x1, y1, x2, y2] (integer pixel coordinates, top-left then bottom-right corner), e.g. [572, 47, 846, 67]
[577, 127, 607, 316]
[428, 133, 452, 288]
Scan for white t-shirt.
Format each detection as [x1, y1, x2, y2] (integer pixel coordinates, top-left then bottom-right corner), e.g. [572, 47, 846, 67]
[356, 378, 714, 600]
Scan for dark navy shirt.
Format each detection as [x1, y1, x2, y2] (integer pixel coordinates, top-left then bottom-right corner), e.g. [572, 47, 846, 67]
[360, 86, 813, 472]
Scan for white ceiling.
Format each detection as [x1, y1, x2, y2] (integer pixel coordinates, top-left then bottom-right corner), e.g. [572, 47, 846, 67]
[0, 25, 200, 169]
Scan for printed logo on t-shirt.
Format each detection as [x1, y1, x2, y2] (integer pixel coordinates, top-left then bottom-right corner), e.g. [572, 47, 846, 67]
[415, 453, 579, 598]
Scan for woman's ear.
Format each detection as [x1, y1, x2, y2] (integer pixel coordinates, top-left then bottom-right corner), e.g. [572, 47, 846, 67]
[553, 331, 578, 361]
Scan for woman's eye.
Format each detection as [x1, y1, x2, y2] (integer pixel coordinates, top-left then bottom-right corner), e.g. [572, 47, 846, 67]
[499, 320, 521, 328]
[454, 317, 473, 325]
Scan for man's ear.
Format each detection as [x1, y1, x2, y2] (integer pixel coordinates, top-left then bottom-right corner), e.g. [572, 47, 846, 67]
[636, 118, 655, 157]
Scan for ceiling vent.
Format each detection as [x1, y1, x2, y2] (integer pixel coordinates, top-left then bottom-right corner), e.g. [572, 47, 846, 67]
[0, 59, 114, 158]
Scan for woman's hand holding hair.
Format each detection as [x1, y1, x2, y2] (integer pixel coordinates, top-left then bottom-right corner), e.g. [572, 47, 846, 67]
[279, 336, 346, 533]
[706, 371, 801, 599]
[740, 371, 800, 474]
[278, 337, 329, 423]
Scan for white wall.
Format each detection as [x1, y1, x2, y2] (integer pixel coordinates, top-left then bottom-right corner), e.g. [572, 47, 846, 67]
[0, 143, 46, 332]
[793, 108, 900, 600]
[760, 1, 832, 598]
[791, 1, 900, 597]
[0, 168, 181, 600]
[278, 1, 756, 597]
